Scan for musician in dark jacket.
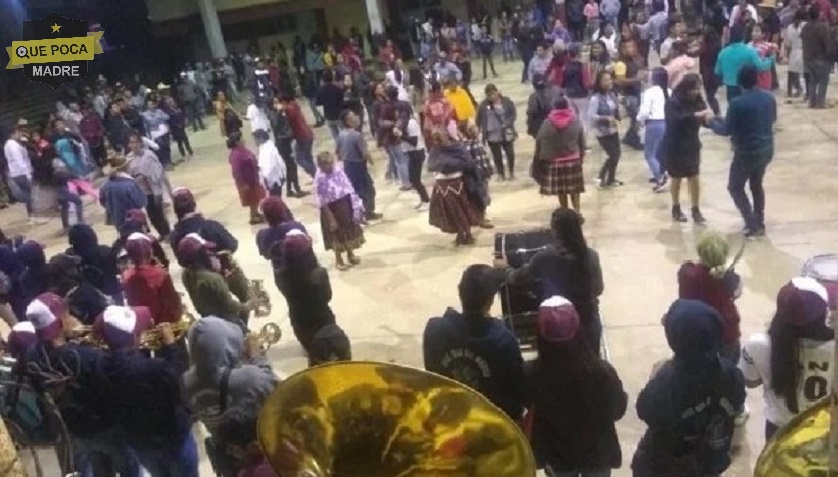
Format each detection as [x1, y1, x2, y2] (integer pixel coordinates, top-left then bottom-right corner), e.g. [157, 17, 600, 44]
[95, 305, 198, 477]
[67, 224, 123, 305]
[497, 208, 604, 353]
[527, 296, 627, 475]
[423, 265, 526, 420]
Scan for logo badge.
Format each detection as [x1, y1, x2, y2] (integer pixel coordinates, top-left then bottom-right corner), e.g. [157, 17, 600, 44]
[5, 13, 104, 89]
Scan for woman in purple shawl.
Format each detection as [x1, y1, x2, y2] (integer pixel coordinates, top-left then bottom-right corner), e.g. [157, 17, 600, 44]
[227, 132, 266, 225]
[313, 151, 365, 270]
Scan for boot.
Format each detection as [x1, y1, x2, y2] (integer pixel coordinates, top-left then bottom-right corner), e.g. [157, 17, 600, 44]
[671, 205, 687, 223]
[691, 207, 706, 225]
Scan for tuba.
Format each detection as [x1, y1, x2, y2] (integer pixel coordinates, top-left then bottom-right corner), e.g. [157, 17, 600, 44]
[250, 279, 272, 318]
[258, 361, 536, 477]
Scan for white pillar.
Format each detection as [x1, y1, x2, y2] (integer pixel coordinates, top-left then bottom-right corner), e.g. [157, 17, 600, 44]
[365, 0, 385, 34]
[197, 0, 228, 59]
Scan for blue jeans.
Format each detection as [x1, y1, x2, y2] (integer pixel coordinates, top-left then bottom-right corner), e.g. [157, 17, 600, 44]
[727, 149, 772, 230]
[385, 144, 410, 187]
[10, 175, 33, 216]
[294, 138, 316, 177]
[643, 120, 665, 181]
[343, 160, 376, 215]
[502, 36, 515, 60]
[57, 185, 83, 229]
[326, 120, 341, 145]
[136, 434, 199, 477]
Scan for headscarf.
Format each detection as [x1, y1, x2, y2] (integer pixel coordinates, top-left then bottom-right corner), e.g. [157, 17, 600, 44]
[0, 246, 25, 319]
[261, 196, 294, 226]
[68, 224, 100, 260]
[16, 240, 49, 310]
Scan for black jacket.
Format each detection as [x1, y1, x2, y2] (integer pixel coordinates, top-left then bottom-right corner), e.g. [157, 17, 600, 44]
[170, 214, 239, 266]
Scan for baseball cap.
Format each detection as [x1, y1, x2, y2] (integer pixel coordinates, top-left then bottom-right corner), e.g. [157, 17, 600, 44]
[178, 233, 216, 260]
[172, 187, 197, 216]
[94, 306, 154, 350]
[776, 277, 830, 327]
[7, 321, 37, 358]
[124, 232, 154, 264]
[26, 293, 67, 342]
[283, 230, 313, 259]
[537, 296, 580, 343]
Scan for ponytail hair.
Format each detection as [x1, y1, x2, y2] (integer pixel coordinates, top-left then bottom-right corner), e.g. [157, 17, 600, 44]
[696, 231, 729, 278]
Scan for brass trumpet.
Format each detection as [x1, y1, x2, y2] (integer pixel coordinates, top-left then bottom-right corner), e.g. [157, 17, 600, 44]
[139, 314, 197, 351]
[257, 322, 282, 350]
[250, 279, 272, 318]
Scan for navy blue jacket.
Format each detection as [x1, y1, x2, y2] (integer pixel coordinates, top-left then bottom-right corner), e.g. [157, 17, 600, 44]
[423, 308, 526, 420]
[96, 344, 190, 452]
[170, 215, 238, 265]
[712, 88, 776, 155]
[99, 175, 148, 231]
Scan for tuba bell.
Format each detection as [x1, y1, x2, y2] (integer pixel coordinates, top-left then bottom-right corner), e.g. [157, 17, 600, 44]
[250, 279, 272, 318]
[258, 361, 536, 477]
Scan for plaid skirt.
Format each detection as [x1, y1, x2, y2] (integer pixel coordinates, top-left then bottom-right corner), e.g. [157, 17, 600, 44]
[429, 177, 480, 234]
[320, 195, 365, 252]
[538, 160, 585, 196]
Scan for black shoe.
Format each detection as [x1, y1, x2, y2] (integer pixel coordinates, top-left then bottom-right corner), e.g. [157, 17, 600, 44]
[672, 205, 687, 222]
[365, 212, 383, 221]
[691, 207, 707, 225]
[744, 226, 766, 238]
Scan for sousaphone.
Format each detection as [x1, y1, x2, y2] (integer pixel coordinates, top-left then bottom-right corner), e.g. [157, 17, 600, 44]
[258, 361, 536, 477]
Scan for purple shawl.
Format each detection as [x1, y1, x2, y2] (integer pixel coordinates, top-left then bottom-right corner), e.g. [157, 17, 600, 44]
[313, 163, 365, 221]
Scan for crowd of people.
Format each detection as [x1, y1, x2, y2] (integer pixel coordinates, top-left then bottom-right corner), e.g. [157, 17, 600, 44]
[0, 0, 836, 475]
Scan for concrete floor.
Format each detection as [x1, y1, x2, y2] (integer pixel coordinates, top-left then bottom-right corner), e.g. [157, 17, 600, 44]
[4, 60, 838, 476]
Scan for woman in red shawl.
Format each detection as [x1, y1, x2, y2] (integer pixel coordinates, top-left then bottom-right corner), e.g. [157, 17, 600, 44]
[422, 80, 458, 142]
[227, 132, 265, 224]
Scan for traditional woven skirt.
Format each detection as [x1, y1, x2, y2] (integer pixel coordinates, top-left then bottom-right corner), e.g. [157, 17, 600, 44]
[236, 183, 266, 208]
[429, 177, 480, 234]
[539, 160, 585, 196]
[320, 195, 365, 252]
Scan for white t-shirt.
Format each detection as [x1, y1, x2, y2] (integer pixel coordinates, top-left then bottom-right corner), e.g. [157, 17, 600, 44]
[402, 117, 425, 153]
[246, 104, 270, 133]
[739, 332, 834, 426]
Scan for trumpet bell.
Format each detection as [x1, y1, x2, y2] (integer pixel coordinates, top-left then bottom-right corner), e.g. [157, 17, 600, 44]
[754, 397, 830, 477]
[258, 361, 536, 477]
[259, 322, 282, 349]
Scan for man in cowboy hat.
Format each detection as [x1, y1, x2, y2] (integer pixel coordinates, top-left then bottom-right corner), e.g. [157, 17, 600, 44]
[99, 154, 147, 232]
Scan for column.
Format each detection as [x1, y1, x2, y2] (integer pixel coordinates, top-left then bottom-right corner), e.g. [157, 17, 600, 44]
[197, 0, 228, 59]
[365, 0, 385, 34]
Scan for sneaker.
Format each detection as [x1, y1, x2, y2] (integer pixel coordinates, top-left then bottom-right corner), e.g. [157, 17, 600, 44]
[671, 205, 687, 222]
[691, 207, 707, 225]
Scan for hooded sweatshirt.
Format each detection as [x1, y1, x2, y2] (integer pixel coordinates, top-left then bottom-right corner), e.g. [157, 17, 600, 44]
[67, 224, 122, 302]
[535, 109, 586, 164]
[632, 299, 746, 477]
[0, 246, 25, 320]
[423, 308, 525, 420]
[16, 241, 49, 316]
[181, 316, 278, 436]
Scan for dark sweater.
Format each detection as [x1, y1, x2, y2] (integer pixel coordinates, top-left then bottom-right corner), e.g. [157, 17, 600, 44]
[712, 88, 776, 155]
[801, 19, 835, 64]
[315, 83, 346, 121]
[170, 215, 238, 265]
[423, 308, 526, 420]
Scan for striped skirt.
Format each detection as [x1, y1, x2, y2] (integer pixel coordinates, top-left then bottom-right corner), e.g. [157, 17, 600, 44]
[429, 177, 480, 234]
[538, 160, 585, 196]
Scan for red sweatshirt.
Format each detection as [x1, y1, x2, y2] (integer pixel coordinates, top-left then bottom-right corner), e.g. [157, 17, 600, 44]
[122, 265, 183, 324]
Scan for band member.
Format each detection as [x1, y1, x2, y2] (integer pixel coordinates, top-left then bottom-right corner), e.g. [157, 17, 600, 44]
[170, 187, 252, 308]
[94, 306, 198, 477]
[423, 264, 526, 420]
[24, 293, 139, 477]
[6, 321, 37, 359]
[67, 223, 123, 305]
[527, 296, 627, 476]
[308, 323, 352, 367]
[274, 231, 337, 352]
[255, 196, 306, 263]
[113, 208, 170, 271]
[182, 316, 279, 477]
[179, 233, 254, 326]
[218, 398, 278, 477]
[632, 299, 745, 477]
[496, 208, 604, 353]
[122, 233, 183, 324]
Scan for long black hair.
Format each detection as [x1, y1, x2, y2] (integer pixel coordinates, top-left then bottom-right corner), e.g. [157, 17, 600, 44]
[769, 313, 833, 414]
[650, 67, 670, 101]
[550, 208, 591, 292]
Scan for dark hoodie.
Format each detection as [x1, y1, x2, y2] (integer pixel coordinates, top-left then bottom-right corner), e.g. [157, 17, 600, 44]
[0, 246, 25, 320]
[632, 299, 746, 477]
[16, 241, 49, 316]
[170, 214, 238, 266]
[422, 308, 525, 420]
[534, 109, 586, 164]
[67, 224, 122, 304]
[181, 316, 278, 436]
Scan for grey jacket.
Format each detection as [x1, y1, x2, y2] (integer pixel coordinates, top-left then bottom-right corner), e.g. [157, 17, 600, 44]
[181, 316, 279, 436]
[476, 96, 517, 143]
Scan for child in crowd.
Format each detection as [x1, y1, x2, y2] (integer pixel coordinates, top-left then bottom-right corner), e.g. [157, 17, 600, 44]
[462, 122, 494, 229]
[313, 151, 365, 271]
[583, 0, 601, 41]
[749, 24, 779, 91]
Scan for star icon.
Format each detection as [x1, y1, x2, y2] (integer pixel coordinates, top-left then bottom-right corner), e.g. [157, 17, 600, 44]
[51, 23, 61, 33]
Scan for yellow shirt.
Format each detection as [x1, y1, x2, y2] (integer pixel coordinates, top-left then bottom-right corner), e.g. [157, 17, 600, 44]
[444, 87, 476, 123]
